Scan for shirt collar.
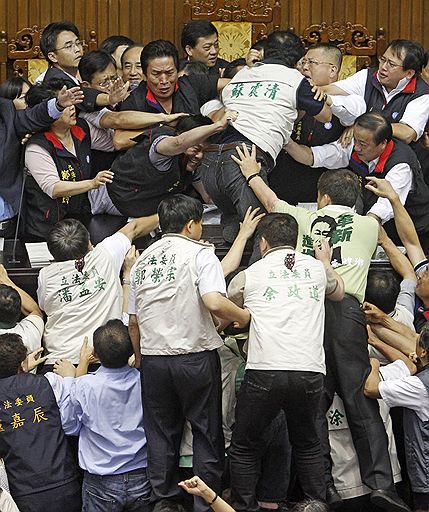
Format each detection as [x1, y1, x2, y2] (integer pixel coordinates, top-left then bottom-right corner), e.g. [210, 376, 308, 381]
[95, 365, 133, 375]
[263, 245, 295, 258]
[375, 72, 414, 97]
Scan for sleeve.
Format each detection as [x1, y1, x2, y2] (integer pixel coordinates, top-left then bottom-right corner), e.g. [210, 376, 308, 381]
[414, 258, 429, 276]
[331, 69, 368, 96]
[86, 119, 115, 152]
[128, 265, 137, 316]
[329, 94, 367, 126]
[37, 271, 45, 311]
[18, 315, 44, 352]
[44, 372, 64, 404]
[379, 359, 411, 380]
[96, 231, 132, 274]
[227, 271, 246, 308]
[379, 374, 429, 420]
[367, 163, 412, 223]
[399, 95, 429, 140]
[311, 140, 352, 169]
[148, 135, 175, 171]
[184, 74, 219, 105]
[296, 79, 324, 116]
[79, 87, 102, 113]
[57, 377, 83, 435]
[25, 144, 62, 198]
[196, 248, 227, 296]
[13, 98, 57, 135]
[395, 279, 417, 316]
[200, 99, 224, 116]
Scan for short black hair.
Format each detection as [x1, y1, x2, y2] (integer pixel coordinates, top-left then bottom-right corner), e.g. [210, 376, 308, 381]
[25, 79, 66, 108]
[251, 39, 268, 52]
[0, 285, 21, 324]
[257, 213, 298, 249]
[175, 113, 212, 135]
[308, 42, 343, 68]
[181, 20, 218, 50]
[121, 44, 145, 67]
[78, 50, 117, 83]
[47, 218, 90, 262]
[178, 60, 209, 76]
[264, 30, 305, 68]
[388, 39, 425, 74]
[99, 35, 135, 55]
[223, 58, 246, 79]
[317, 169, 360, 207]
[355, 112, 392, 145]
[40, 21, 80, 64]
[140, 40, 179, 75]
[0, 76, 31, 101]
[0, 333, 27, 378]
[158, 194, 203, 234]
[365, 270, 401, 314]
[93, 319, 133, 368]
[420, 322, 429, 352]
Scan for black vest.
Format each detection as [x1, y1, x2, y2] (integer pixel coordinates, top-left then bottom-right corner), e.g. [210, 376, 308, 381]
[269, 113, 344, 204]
[107, 127, 190, 217]
[0, 373, 78, 498]
[348, 138, 429, 235]
[24, 119, 92, 240]
[364, 69, 429, 133]
[403, 367, 429, 493]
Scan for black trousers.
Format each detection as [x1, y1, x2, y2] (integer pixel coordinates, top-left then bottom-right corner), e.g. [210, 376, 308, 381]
[317, 295, 394, 491]
[13, 478, 81, 512]
[229, 369, 326, 512]
[141, 350, 224, 512]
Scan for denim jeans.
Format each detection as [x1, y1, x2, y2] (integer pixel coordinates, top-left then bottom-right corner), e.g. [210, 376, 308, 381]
[200, 145, 274, 220]
[229, 369, 325, 512]
[82, 469, 151, 512]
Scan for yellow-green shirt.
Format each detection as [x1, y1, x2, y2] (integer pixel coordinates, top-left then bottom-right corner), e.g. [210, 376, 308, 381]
[273, 200, 378, 303]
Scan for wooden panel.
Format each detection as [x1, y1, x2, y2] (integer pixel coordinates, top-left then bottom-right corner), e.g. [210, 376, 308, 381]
[0, 0, 428, 78]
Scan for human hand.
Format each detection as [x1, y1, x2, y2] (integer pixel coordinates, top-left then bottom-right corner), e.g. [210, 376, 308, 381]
[163, 112, 189, 127]
[234, 307, 251, 329]
[231, 143, 261, 180]
[363, 302, 387, 324]
[311, 84, 328, 102]
[215, 109, 238, 131]
[57, 85, 84, 109]
[54, 359, 76, 378]
[237, 207, 265, 241]
[367, 324, 382, 347]
[21, 133, 32, 145]
[108, 77, 130, 105]
[246, 48, 262, 67]
[178, 476, 214, 501]
[365, 176, 398, 201]
[313, 238, 333, 265]
[92, 170, 114, 189]
[26, 347, 48, 372]
[80, 336, 96, 365]
[338, 126, 354, 147]
[123, 245, 139, 277]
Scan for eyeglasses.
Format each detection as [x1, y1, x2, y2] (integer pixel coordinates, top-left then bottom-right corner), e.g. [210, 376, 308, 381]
[301, 58, 336, 67]
[378, 56, 404, 69]
[97, 75, 119, 88]
[55, 40, 84, 52]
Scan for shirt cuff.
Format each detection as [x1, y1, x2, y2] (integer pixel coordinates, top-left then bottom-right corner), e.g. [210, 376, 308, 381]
[47, 98, 63, 120]
[311, 146, 323, 168]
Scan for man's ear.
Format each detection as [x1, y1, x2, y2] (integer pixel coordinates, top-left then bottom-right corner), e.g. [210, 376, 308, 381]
[47, 51, 59, 65]
[185, 45, 193, 58]
[20, 360, 27, 373]
[81, 80, 90, 87]
[405, 68, 416, 80]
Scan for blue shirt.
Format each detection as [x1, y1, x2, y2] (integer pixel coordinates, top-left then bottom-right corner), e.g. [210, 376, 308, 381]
[59, 365, 147, 475]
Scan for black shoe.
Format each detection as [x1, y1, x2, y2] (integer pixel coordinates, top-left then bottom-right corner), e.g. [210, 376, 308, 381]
[326, 485, 343, 510]
[370, 489, 411, 512]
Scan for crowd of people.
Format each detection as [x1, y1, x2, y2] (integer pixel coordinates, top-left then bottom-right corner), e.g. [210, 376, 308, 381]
[0, 16, 428, 512]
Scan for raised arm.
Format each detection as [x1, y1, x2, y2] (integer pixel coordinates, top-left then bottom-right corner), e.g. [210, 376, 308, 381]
[0, 264, 43, 318]
[100, 111, 188, 130]
[365, 176, 425, 266]
[377, 226, 416, 281]
[118, 214, 159, 242]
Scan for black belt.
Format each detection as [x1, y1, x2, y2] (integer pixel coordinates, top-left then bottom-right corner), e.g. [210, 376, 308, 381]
[0, 216, 17, 231]
[205, 142, 273, 166]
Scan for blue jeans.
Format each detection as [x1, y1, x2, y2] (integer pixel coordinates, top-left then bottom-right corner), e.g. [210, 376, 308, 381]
[200, 145, 274, 219]
[82, 469, 151, 512]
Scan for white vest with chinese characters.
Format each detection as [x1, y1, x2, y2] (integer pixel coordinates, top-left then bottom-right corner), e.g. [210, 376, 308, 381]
[132, 234, 223, 355]
[222, 63, 304, 161]
[243, 248, 327, 373]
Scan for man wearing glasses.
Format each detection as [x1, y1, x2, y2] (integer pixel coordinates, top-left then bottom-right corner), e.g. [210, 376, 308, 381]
[323, 39, 429, 145]
[40, 21, 128, 111]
